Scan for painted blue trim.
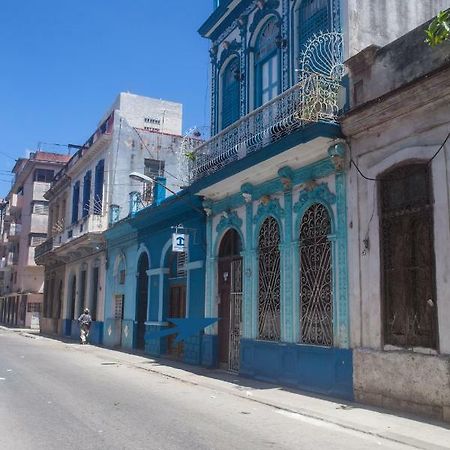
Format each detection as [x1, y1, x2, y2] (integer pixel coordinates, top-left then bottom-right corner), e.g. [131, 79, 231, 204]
[293, 183, 337, 233]
[281, 189, 293, 342]
[335, 171, 349, 348]
[199, 0, 250, 40]
[201, 334, 219, 367]
[240, 338, 353, 400]
[253, 197, 285, 230]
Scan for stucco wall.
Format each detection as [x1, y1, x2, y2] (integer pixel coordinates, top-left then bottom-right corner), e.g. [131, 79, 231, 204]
[344, 0, 450, 59]
[63, 253, 106, 322]
[342, 28, 450, 420]
[101, 92, 182, 135]
[354, 349, 450, 421]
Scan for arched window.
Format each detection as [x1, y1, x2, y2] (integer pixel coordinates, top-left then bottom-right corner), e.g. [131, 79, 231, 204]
[298, 0, 330, 51]
[299, 203, 332, 346]
[379, 163, 437, 349]
[221, 58, 240, 130]
[258, 217, 281, 341]
[254, 19, 280, 108]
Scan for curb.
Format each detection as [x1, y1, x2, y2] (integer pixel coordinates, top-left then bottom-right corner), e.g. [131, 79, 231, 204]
[131, 361, 447, 450]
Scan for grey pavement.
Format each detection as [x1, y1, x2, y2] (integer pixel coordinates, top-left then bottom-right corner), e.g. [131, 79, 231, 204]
[0, 328, 449, 450]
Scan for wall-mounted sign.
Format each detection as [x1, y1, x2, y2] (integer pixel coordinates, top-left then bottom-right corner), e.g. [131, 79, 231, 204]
[172, 233, 188, 252]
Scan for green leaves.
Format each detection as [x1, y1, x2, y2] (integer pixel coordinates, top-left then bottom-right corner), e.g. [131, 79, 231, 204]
[425, 10, 450, 47]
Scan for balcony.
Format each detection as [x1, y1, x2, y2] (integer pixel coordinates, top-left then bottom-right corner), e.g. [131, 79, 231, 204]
[35, 237, 54, 261]
[35, 213, 108, 265]
[32, 182, 51, 201]
[192, 74, 341, 181]
[9, 223, 22, 240]
[9, 193, 24, 211]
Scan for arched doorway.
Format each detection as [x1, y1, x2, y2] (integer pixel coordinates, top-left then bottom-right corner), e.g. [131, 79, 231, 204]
[135, 253, 149, 350]
[217, 229, 243, 371]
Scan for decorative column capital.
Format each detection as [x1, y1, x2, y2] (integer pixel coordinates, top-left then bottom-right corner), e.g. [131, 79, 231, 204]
[328, 142, 347, 172]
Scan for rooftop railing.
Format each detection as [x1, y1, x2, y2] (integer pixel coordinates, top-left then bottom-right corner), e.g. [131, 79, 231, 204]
[192, 73, 341, 181]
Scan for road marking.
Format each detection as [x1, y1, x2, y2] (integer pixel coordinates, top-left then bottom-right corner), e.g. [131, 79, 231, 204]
[0, 377, 5, 381]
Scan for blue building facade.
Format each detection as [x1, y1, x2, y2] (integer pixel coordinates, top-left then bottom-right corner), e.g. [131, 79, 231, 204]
[192, 0, 352, 399]
[103, 190, 206, 365]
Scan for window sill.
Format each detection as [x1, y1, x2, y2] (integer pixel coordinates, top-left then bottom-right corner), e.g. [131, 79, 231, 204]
[383, 344, 438, 356]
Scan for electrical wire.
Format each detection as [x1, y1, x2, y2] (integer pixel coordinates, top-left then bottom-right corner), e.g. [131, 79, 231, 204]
[350, 131, 450, 182]
[131, 125, 188, 187]
[0, 151, 17, 161]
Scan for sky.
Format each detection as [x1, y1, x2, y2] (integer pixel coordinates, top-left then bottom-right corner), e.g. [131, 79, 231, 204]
[0, 0, 213, 197]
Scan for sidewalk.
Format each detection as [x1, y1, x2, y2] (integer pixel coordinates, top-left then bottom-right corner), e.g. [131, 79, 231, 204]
[94, 348, 450, 450]
[4, 326, 450, 449]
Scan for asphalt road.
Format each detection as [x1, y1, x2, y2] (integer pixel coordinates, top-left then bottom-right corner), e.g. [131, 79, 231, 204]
[0, 330, 412, 450]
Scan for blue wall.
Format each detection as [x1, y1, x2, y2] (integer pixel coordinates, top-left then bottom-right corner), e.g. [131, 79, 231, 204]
[240, 339, 353, 400]
[103, 191, 207, 365]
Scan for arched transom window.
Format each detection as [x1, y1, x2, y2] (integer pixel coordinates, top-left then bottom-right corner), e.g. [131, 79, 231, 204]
[255, 19, 280, 107]
[258, 216, 281, 341]
[299, 203, 332, 346]
[221, 58, 240, 130]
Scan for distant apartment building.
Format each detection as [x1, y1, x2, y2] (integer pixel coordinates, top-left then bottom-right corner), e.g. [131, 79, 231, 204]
[35, 92, 186, 343]
[0, 152, 70, 328]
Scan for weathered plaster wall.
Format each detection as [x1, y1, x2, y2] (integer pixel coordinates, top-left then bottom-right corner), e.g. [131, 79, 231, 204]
[343, 30, 450, 420]
[344, 0, 450, 59]
[354, 349, 450, 421]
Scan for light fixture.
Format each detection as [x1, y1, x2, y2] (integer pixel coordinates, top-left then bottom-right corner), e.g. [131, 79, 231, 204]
[129, 172, 154, 184]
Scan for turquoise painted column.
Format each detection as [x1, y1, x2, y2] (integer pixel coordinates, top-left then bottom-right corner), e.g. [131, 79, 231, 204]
[281, 189, 293, 342]
[335, 171, 349, 348]
[204, 212, 216, 333]
[328, 143, 349, 349]
[291, 237, 300, 342]
[242, 201, 255, 339]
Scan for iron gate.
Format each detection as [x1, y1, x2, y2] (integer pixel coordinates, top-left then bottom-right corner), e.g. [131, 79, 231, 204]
[228, 258, 242, 372]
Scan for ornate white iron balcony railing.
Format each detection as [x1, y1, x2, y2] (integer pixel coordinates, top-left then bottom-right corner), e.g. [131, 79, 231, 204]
[191, 73, 341, 181]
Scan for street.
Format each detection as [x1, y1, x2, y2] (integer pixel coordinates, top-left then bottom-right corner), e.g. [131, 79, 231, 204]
[0, 330, 440, 450]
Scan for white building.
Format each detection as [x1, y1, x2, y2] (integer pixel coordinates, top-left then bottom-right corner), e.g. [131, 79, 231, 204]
[35, 93, 186, 342]
[0, 152, 70, 328]
[342, 22, 450, 421]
